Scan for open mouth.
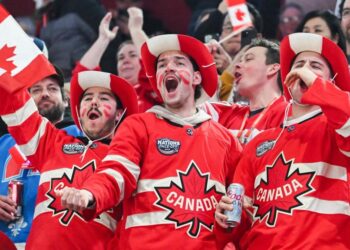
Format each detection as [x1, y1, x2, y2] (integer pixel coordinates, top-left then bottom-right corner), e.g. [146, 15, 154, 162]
[234, 72, 242, 83]
[299, 80, 308, 91]
[164, 75, 179, 93]
[88, 109, 101, 120]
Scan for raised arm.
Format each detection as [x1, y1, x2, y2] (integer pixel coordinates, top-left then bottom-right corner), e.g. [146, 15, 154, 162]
[79, 12, 119, 69]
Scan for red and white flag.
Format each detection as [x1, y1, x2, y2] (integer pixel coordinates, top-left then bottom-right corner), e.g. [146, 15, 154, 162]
[0, 4, 55, 93]
[225, 0, 252, 31]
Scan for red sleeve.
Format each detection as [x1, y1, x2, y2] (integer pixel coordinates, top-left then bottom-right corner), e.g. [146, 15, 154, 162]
[82, 114, 147, 219]
[301, 77, 350, 156]
[0, 85, 59, 171]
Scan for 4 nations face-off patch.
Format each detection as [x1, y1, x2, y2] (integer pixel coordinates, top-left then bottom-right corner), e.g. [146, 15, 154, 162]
[156, 138, 181, 155]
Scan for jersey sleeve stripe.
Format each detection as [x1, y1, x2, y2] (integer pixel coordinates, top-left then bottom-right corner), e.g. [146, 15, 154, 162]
[1, 98, 36, 126]
[99, 169, 126, 203]
[103, 154, 140, 181]
[335, 118, 350, 137]
[18, 118, 48, 156]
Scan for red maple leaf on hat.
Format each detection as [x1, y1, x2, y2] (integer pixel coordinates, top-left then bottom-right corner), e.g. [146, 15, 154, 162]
[235, 8, 245, 21]
[155, 162, 224, 238]
[253, 153, 315, 227]
[0, 44, 16, 73]
[46, 160, 96, 226]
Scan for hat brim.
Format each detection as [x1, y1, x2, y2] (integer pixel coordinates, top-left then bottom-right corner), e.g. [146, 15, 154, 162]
[280, 33, 350, 99]
[141, 34, 218, 103]
[70, 71, 138, 130]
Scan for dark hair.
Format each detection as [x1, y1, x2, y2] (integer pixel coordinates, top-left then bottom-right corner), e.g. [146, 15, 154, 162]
[247, 3, 263, 34]
[279, 2, 304, 17]
[295, 10, 347, 55]
[117, 40, 134, 56]
[155, 54, 202, 100]
[339, 0, 346, 18]
[246, 38, 282, 91]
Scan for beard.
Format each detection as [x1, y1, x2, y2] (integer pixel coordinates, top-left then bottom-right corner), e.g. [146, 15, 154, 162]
[39, 103, 65, 124]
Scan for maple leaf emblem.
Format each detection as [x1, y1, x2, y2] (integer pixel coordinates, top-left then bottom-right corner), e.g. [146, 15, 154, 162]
[235, 8, 246, 21]
[154, 161, 224, 238]
[253, 153, 315, 227]
[0, 45, 16, 73]
[46, 161, 96, 226]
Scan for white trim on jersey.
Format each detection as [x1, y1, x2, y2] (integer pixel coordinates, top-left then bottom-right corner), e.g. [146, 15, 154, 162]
[19, 118, 48, 156]
[299, 196, 350, 216]
[137, 178, 226, 194]
[254, 161, 347, 188]
[1, 98, 36, 126]
[336, 117, 350, 137]
[99, 169, 125, 203]
[39, 168, 74, 185]
[125, 211, 172, 229]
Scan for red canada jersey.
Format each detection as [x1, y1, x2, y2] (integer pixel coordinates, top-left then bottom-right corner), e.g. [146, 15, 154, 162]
[0, 90, 117, 249]
[233, 79, 350, 249]
[82, 108, 242, 249]
[202, 96, 287, 144]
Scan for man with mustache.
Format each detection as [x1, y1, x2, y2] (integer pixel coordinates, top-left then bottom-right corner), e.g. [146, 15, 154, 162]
[58, 34, 243, 249]
[0, 65, 82, 249]
[215, 33, 350, 249]
[0, 69, 138, 249]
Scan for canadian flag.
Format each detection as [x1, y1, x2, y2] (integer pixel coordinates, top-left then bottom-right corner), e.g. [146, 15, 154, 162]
[225, 0, 252, 31]
[0, 5, 55, 93]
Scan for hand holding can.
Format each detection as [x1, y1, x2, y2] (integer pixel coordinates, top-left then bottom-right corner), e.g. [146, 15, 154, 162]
[224, 183, 244, 227]
[8, 180, 23, 220]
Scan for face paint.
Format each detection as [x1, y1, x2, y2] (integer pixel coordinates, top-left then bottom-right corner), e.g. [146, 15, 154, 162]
[102, 104, 113, 118]
[177, 70, 191, 85]
[80, 107, 87, 117]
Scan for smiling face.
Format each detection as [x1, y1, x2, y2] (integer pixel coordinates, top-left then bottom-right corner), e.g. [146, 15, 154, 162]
[289, 51, 331, 103]
[79, 87, 119, 140]
[117, 43, 141, 85]
[156, 51, 201, 111]
[29, 77, 66, 124]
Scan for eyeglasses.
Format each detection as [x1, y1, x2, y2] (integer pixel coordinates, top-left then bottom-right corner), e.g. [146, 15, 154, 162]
[280, 16, 300, 24]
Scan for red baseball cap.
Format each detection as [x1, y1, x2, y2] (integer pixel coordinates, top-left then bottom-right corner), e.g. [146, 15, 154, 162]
[280, 32, 350, 100]
[141, 34, 218, 102]
[70, 71, 139, 130]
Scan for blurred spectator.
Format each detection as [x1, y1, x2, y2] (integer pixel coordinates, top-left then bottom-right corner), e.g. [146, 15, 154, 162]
[278, 2, 304, 39]
[40, 13, 96, 80]
[185, 0, 221, 35]
[340, 0, 350, 61]
[114, 0, 167, 37]
[193, 8, 223, 43]
[296, 10, 346, 55]
[16, 16, 35, 36]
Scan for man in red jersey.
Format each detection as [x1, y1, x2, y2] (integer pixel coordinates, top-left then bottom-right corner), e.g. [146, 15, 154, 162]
[58, 34, 243, 249]
[215, 33, 350, 249]
[203, 38, 287, 145]
[0, 70, 138, 249]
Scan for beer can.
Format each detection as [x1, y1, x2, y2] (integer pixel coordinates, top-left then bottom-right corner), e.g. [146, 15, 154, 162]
[224, 183, 244, 227]
[8, 180, 24, 219]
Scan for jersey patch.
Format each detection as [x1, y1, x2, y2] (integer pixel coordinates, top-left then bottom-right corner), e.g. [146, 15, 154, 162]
[253, 153, 315, 227]
[62, 143, 96, 154]
[46, 161, 96, 226]
[154, 161, 223, 238]
[256, 140, 275, 157]
[156, 138, 181, 155]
